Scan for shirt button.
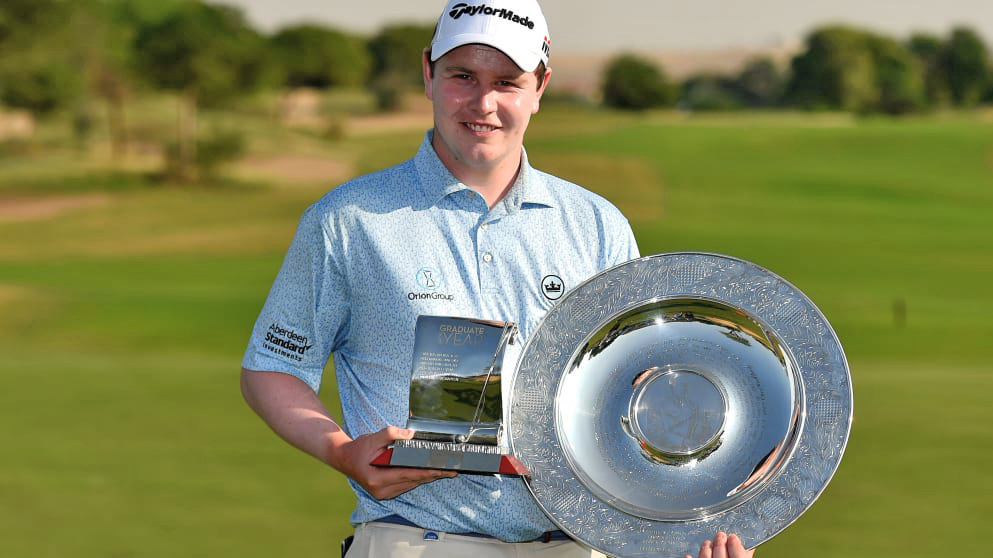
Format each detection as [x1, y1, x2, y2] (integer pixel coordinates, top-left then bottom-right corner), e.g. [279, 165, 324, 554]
[482, 252, 493, 263]
[480, 223, 488, 231]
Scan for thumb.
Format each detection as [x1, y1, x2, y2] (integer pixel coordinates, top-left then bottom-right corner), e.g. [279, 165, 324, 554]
[381, 425, 415, 443]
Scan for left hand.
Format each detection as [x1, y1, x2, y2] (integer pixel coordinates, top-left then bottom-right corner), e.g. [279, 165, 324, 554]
[687, 532, 755, 558]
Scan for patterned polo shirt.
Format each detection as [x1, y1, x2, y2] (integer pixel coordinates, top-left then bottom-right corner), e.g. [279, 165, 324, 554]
[243, 131, 639, 541]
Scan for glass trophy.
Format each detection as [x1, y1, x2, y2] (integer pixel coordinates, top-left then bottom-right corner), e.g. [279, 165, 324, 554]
[371, 315, 529, 475]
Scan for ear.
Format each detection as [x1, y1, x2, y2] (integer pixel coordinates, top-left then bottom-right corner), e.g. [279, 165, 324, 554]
[533, 67, 552, 114]
[422, 48, 434, 100]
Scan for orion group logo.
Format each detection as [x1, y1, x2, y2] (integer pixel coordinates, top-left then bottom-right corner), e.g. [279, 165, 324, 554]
[541, 274, 564, 300]
[416, 267, 441, 291]
[409, 267, 455, 302]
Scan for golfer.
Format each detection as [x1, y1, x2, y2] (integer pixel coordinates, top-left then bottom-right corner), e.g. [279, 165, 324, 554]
[241, 1, 754, 557]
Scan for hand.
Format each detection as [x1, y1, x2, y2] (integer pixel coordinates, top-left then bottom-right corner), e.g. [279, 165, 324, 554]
[327, 425, 457, 500]
[687, 532, 755, 558]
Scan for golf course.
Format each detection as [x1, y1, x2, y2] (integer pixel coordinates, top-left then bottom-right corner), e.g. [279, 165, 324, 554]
[1, 96, 990, 557]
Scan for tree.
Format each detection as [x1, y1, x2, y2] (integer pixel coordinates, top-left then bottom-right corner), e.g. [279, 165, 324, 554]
[132, 1, 270, 180]
[680, 74, 742, 111]
[368, 24, 434, 84]
[784, 26, 879, 112]
[941, 27, 990, 106]
[734, 57, 784, 108]
[866, 35, 925, 114]
[908, 33, 950, 106]
[271, 24, 370, 89]
[0, 1, 84, 116]
[601, 54, 677, 110]
[0, 0, 59, 44]
[367, 24, 434, 110]
[64, 0, 149, 159]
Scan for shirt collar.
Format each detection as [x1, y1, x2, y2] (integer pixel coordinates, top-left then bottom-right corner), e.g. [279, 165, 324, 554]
[414, 131, 557, 212]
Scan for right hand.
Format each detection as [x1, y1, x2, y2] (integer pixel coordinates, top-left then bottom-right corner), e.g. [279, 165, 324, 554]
[688, 532, 755, 558]
[328, 426, 457, 500]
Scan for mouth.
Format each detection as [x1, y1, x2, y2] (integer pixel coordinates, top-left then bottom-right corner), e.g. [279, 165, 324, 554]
[464, 122, 499, 133]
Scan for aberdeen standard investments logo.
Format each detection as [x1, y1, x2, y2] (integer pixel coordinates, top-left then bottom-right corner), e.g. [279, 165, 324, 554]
[409, 267, 455, 302]
[448, 3, 536, 30]
[263, 323, 313, 362]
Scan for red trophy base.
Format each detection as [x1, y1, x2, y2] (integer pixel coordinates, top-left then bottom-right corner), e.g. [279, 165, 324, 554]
[371, 441, 530, 476]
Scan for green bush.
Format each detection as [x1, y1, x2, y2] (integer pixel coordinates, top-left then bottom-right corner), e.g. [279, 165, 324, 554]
[164, 129, 245, 181]
[601, 54, 677, 110]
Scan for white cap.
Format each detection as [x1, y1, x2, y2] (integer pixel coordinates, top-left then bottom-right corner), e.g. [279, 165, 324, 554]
[430, 0, 551, 72]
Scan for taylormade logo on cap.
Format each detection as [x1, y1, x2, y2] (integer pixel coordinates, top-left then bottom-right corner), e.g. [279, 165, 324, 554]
[431, 0, 550, 72]
[448, 3, 536, 29]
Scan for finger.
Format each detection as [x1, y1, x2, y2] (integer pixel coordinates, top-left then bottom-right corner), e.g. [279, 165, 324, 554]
[403, 468, 457, 482]
[368, 467, 456, 499]
[376, 479, 423, 500]
[711, 532, 729, 558]
[381, 425, 415, 442]
[726, 534, 755, 558]
[697, 539, 712, 558]
[373, 466, 456, 490]
[364, 469, 436, 499]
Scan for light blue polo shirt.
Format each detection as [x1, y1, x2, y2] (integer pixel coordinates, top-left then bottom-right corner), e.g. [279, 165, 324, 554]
[243, 131, 639, 542]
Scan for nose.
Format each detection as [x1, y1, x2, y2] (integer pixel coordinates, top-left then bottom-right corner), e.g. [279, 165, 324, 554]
[472, 85, 498, 114]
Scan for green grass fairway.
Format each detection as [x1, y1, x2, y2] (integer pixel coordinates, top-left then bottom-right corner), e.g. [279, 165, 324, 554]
[1, 107, 991, 557]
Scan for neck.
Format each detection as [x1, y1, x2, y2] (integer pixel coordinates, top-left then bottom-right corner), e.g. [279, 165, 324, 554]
[458, 163, 520, 208]
[431, 134, 522, 209]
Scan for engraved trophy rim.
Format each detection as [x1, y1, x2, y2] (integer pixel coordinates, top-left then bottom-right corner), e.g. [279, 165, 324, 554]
[508, 252, 853, 557]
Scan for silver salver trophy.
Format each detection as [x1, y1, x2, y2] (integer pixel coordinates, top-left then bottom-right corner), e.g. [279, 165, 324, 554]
[508, 253, 853, 558]
[372, 315, 529, 475]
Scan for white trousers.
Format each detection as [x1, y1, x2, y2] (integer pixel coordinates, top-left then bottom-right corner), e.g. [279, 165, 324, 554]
[344, 522, 607, 558]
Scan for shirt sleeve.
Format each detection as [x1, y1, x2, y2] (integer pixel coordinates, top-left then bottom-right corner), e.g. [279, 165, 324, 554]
[602, 211, 641, 271]
[616, 218, 641, 264]
[241, 202, 349, 392]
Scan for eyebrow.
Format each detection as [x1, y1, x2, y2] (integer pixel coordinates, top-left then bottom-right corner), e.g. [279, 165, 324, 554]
[442, 65, 475, 75]
[443, 65, 526, 82]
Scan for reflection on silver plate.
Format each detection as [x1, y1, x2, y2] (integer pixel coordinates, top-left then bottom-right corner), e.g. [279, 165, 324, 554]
[509, 253, 852, 558]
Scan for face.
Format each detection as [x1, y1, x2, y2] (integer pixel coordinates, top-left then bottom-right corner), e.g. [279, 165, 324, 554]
[424, 44, 551, 181]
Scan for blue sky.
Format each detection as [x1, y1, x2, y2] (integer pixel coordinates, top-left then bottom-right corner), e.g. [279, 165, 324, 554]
[215, 0, 993, 52]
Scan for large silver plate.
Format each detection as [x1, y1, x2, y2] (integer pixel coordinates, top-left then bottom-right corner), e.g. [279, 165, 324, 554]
[509, 253, 852, 557]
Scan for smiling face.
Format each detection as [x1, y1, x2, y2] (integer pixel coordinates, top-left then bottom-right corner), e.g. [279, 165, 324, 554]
[424, 44, 551, 187]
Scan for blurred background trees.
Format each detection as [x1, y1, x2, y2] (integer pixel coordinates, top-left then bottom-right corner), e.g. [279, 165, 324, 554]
[601, 53, 679, 110]
[942, 27, 991, 106]
[0, 0, 84, 116]
[1, 0, 991, 181]
[131, 1, 270, 179]
[602, 24, 992, 115]
[270, 24, 370, 89]
[366, 24, 434, 111]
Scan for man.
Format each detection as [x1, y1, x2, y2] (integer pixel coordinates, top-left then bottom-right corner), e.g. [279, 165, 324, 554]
[241, 1, 753, 557]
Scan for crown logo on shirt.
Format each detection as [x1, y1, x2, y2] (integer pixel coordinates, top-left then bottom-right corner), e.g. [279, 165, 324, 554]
[541, 274, 564, 300]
